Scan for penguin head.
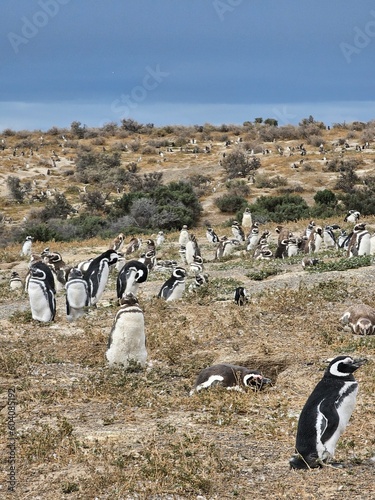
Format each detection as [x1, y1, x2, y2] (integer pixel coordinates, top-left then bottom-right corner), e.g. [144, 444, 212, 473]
[326, 355, 367, 378]
[68, 268, 83, 280]
[120, 292, 139, 307]
[173, 267, 186, 280]
[243, 371, 272, 390]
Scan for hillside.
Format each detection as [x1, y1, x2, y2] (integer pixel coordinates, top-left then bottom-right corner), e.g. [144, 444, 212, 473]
[0, 120, 375, 499]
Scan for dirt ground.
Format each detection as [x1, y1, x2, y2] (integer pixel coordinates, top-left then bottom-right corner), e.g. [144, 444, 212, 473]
[0, 232, 374, 500]
[0, 127, 374, 498]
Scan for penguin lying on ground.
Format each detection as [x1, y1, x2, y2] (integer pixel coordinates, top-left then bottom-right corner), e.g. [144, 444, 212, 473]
[190, 363, 272, 395]
[340, 304, 375, 335]
[289, 355, 367, 469]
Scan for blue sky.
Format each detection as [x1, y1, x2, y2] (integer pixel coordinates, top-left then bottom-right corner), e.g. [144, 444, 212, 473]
[1, 0, 375, 131]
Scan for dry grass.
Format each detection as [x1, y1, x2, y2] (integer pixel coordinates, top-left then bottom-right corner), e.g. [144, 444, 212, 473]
[1, 126, 375, 498]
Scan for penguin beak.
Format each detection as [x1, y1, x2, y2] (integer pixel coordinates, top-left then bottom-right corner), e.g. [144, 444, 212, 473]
[261, 377, 272, 386]
[352, 358, 367, 368]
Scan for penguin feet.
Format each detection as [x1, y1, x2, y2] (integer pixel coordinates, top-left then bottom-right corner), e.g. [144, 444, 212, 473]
[289, 455, 321, 470]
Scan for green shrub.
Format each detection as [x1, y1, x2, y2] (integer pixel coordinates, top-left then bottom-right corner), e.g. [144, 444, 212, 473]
[215, 194, 247, 213]
[248, 194, 310, 222]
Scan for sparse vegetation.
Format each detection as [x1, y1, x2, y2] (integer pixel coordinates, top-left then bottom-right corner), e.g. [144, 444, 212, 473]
[1, 120, 375, 498]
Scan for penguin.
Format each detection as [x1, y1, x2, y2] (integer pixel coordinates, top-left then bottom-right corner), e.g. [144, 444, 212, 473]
[234, 287, 247, 306]
[158, 267, 186, 301]
[125, 237, 142, 256]
[206, 227, 219, 244]
[84, 250, 118, 306]
[106, 293, 147, 369]
[340, 304, 375, 335]
[344, 210, 360, 223]
[9, 271, 23, 291]
[117, 260, 148, 300]
[185, 234, 201, 265]
[231, 221, 245, 243]
[215, 237, 240, 260]
[42, 249, 65, 270]
[189, 254, 204, 275]
[289, 355, 367, 469]
[347, 223, 371, 257]
[254, 244, 273, 260]
[156, 231, 165, 247]
[246, 225, 260, 252]
[138, 250, 156, 272]
[26, 262, 56, 322]
[20, 236, 33, 257]
[241, 208, 253, 230]
[110, 232, 125, 252]
[188, 272, 209, 293]
[178, 225, 190, 249]
[301, 257, 319, 269]
[190, 363, 272, 395]
[337, 229, 351, 251]
[65, 268, 90, 322]
[323, 225, 337, 249]
[304, 220, 316, 239]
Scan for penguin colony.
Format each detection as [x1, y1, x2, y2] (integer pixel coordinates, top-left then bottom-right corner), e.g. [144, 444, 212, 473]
[13, 212, 371, 470]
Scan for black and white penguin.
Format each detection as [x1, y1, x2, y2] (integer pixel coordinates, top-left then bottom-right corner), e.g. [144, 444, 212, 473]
[190, 363, 272, 395]
[116, 260, 148, 300]
[246, 224, 260, 252]
[138, 250, 156, 272]
[344, 210, 360, 223]
[234, 287, 247, 306]
[340, 304, 375, 335]
[158, 267, 186, 301]
[26, 262, 56, 322]
[337, 229, 351, 251]
[189, 254, 204, 275]
[188, 272, 209, 292]
[347, 223, 371, 257]
[231, 221, 245, 243]
[289, 355, 367, 469]
[65, 268, 90, 322]
[185, 234, 201, 265]
[106, 293, 147, 369]
[9, 271, 23, 291]
[206, 227, 219, 244]
[215, 237, 240, 260]
[84, 250, 118, 306]
[323, 225, 337, 249]
[20, 235, 33, 257]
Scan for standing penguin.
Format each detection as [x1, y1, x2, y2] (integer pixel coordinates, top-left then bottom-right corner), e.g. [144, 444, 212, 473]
[241, 208, 253, 230]
[290, 355, 367, 469]
[178, 225, 190, 249]
[106, 293, 147, 369]
[231, 221, 245, 243]
[116, 260, 148, 300]
[156, 231, 165, 247]
[206, 227, 219, 244]
[9, 271, 23, 291]
[234, 287, 248, 306]
[84, 250, 118, 306]
[347, 223, 371, 257]
[65, 268, 90, 322]
[26, 262, 56, 322]
[20, 235, 33, 257]
[158, 267, 186, 301]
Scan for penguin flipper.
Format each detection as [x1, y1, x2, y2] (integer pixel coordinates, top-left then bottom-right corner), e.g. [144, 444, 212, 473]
[319, 400, 339, 445]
